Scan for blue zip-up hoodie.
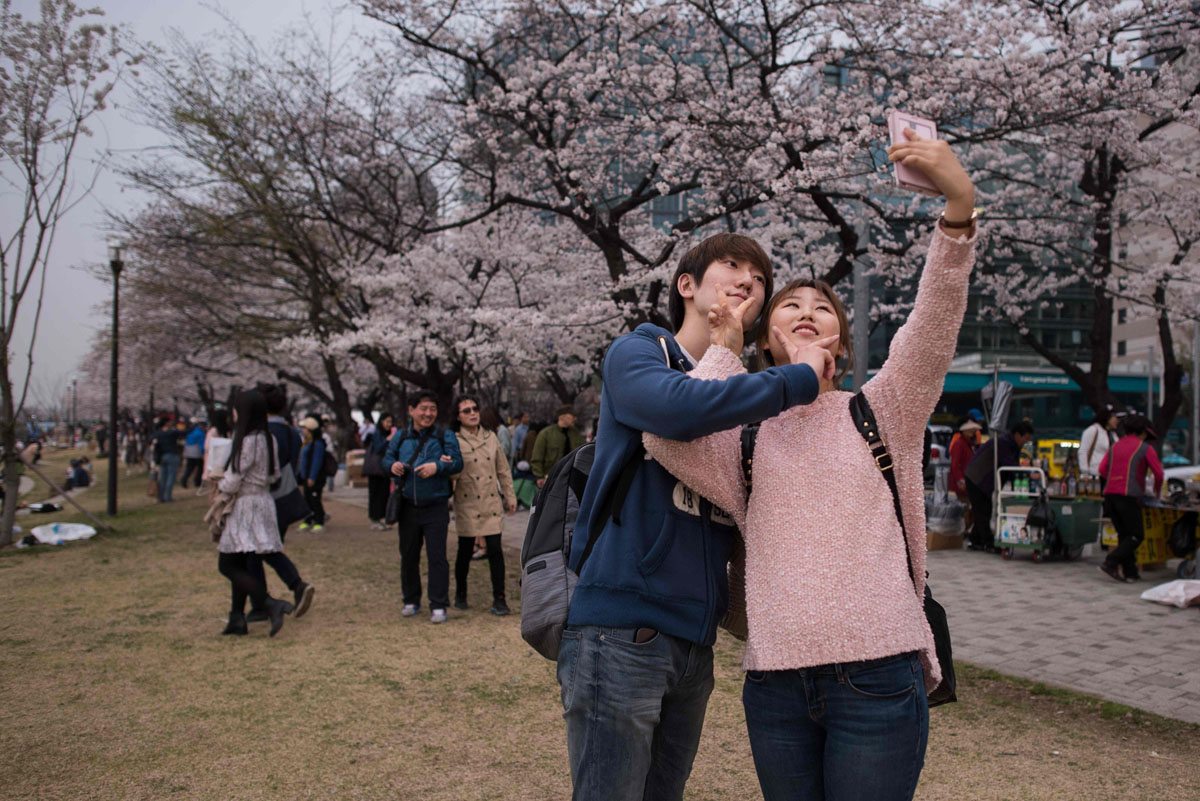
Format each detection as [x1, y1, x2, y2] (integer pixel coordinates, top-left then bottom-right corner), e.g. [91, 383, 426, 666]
[567, 324, 821, 647]
[381, 424, 464, 506]
[299, 437, 326, 483]
[185, 426, 206, 450]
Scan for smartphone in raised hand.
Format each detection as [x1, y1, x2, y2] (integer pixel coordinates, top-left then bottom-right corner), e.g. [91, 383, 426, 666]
[887, 110, 941, 196]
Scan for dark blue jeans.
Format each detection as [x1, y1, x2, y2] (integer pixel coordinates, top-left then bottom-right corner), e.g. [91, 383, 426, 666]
[557, 625, 713, 801]
[157, 453, 180, 502]
[742, 652, 929, 801]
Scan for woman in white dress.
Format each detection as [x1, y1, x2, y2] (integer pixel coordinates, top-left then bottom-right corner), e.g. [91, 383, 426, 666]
[216, 389, 293, 636]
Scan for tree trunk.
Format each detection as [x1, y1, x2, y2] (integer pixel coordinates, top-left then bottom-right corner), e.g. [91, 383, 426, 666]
[1152, 281, 1185, 451]
[322, 356, 359, 453]
[0, 346, 20, 547]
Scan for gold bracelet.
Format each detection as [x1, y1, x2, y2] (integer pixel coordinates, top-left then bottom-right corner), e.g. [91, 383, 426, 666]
[939, 209, 979, 228]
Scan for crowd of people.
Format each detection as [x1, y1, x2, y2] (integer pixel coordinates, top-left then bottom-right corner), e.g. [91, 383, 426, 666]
[23, 127, 1174, 800]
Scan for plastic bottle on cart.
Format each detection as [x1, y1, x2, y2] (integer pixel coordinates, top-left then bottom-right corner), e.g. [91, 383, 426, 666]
[1067, 474, 1077, 496]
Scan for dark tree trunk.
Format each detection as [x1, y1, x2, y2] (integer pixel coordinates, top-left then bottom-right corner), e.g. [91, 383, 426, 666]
[1152, 280, 1185, 452]
[0, 351, 20, 547]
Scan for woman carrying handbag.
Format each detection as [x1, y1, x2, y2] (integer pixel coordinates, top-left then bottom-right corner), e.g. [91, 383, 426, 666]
[212, 389, 293, 637]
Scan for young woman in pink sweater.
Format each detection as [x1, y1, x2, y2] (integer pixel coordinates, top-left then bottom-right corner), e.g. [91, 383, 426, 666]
[644, 129, 978, 801]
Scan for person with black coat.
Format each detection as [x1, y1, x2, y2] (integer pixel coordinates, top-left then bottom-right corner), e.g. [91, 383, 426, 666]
[365, 413, 395, 529]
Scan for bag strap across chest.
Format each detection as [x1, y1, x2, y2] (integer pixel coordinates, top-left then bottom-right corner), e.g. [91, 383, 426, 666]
[849, 391, 915, 587]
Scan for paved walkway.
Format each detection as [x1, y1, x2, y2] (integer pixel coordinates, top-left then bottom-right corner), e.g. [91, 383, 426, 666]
[332, 483, 1200, 724]
[930, 546, 1200, 724]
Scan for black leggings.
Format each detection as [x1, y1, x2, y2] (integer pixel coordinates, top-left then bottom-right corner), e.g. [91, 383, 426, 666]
[218, 552, 267, 614]
[367, 475, 391, 521]
[455, 534, 505, 601]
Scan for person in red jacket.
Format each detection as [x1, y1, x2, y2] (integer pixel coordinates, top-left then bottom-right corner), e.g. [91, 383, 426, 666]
[1098, 414, 1164, 582]
[948, 419, 982, 501]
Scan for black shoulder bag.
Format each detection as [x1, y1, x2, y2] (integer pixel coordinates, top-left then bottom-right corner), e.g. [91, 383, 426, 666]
[850, 391, 958, 707]
[384, 430, 419, 525]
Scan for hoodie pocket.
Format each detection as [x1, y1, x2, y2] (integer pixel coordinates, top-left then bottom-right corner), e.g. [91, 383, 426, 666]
[639, 513, 677, 576]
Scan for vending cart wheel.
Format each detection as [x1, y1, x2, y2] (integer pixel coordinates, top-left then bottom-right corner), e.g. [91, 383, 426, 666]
[1001, 547, 1014, 560]
[1030, 549, 1043, 563]
[1177, 559, 1197, 580]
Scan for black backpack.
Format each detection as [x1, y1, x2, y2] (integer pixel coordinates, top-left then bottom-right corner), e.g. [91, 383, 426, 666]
[322, 446, 338, 478]
[1168, 511, 1197, 558]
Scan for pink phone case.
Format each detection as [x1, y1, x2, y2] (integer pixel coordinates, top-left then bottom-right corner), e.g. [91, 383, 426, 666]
[887, 110, 941, 196]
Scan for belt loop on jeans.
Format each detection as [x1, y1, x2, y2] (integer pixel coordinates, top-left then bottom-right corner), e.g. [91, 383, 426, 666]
[834, 663, 846, 684]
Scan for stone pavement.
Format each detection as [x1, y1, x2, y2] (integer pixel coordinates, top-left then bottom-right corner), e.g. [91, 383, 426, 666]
[929, 546, 1200, 724]
[332, 482, 1200, 724]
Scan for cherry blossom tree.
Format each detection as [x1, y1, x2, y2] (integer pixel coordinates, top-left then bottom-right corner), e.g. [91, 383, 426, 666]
[115, 18, 440, 447]
[0, 0, 133, 545]
[359, 0, 1199, 416]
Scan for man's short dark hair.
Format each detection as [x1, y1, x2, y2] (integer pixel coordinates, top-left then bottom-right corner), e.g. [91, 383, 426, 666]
[555, 405, 575, 419]
[259, 383, 288, 415]
[409, 390, 438, 408]
[667, 232, 774, 333]
[1011, 421, 1035, 437]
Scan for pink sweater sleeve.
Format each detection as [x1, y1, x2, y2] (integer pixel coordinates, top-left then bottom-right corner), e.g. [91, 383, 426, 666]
[864, 225, 978, 447]
[863, 225, 976, 616]
[642, 346, 749, 528]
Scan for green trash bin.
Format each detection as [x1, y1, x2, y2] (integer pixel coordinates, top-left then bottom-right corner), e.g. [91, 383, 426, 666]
[1050, 497, 1101, 558]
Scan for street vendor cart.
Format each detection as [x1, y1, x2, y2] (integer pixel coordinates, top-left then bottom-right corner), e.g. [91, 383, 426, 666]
[995, 466, 1101, 562]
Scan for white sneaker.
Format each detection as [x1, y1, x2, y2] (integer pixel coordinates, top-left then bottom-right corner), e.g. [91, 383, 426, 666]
[401, 604, 419, 617]
[430, 609, 448, 624]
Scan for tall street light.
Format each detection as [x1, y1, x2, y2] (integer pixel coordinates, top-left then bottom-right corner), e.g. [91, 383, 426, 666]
[107, 243, 123, 517]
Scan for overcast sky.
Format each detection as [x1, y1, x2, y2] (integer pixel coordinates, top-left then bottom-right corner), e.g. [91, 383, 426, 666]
[6, 0, 357, 413]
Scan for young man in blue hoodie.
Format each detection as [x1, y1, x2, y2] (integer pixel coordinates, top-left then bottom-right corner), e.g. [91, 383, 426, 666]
[558, 232, 836, 801]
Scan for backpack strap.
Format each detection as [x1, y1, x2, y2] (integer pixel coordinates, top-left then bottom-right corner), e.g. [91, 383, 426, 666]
[849, 391, 917, 589]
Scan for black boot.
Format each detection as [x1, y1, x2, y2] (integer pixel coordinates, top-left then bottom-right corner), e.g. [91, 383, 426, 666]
[266, 597, 294, 637]
[222, 612, 248, 636]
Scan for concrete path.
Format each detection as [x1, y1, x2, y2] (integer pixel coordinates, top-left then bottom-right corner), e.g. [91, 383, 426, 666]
[929, 546, 1200, 724]
[332, 483, 1200, 724]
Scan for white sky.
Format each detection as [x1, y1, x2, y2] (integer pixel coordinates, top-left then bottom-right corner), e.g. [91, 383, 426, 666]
[5, 0, 359, 412]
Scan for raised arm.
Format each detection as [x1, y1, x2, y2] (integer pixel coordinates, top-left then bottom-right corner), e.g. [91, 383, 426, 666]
[604, 332, 818, 441]
[643, 346, 749, 526]
[866, 127, 979, 446]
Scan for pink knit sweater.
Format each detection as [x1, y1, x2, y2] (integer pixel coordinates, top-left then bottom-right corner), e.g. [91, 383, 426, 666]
[644, 226, 977, 690]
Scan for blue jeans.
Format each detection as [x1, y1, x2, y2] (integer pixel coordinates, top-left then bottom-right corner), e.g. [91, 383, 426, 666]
[742, 652, 929, 801]
[557, 625, 714, 801]
[158, 453, 180, 502]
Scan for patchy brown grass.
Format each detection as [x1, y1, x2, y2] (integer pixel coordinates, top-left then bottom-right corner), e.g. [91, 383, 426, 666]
[0, 458, 1196, 800]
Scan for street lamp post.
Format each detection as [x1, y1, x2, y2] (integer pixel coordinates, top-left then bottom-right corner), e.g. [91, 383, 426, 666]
[107, 243, 123, 517]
